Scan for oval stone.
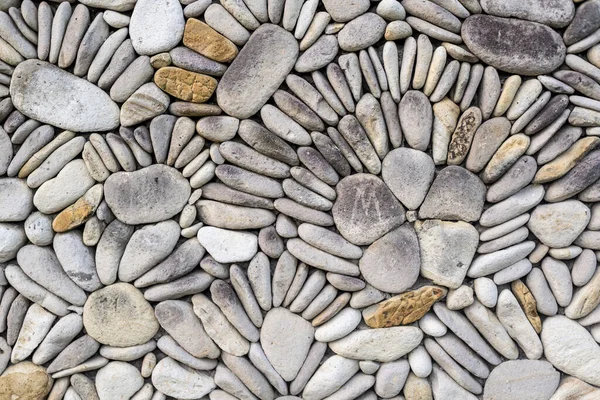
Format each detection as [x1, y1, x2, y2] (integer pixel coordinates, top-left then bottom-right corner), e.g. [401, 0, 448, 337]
[462, 15, 566, 76]
[104, 164, 191, 225]
[10, 60, 120, 132]
[217, 24, 298, 118]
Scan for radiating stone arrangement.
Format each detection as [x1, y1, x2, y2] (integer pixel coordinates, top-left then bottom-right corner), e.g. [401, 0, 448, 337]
[1, 0, 600, 398]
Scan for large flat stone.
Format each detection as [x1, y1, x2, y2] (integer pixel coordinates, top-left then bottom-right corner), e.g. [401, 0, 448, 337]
[10, 60, 120, 132]
[462, 15, 566, 76]
[217, 24, 298, 118]
[104, 165, 191, 225]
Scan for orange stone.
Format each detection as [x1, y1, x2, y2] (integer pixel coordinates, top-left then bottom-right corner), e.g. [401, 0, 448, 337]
[363, 286, 447, 328]
[154, 67, 217, 103]
[183, 18, 238, 63]
[52, 185, 102, 233]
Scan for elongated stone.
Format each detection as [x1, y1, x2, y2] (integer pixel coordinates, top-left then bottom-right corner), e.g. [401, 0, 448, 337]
[10, 60, 119, 132]
[154, 67, 217, 103]
[462, 15, 566, 76]
[217, 24, 298, 118]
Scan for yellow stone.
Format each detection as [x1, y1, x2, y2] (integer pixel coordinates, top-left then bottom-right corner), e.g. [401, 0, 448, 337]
[363, 286, 447, 328]
[534, 137, 600, 183]
[0, 362, 53, 400]
[154, 67, 217, 103]
[511, 279, 542, 334]
[183, 18, 238, 63]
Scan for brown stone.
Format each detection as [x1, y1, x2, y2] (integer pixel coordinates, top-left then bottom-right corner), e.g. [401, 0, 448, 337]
[511, 279, 542, 334]
[363, 286, 447, 328]
[312, 292, 351, 327]
[183, 18, 238, 63]
[534, 137, 600, 183]
[0, 362, 53, 400]
[447, 107, 483, 165]
[52, 185, 103, 233]
[154, 67, 217, 103]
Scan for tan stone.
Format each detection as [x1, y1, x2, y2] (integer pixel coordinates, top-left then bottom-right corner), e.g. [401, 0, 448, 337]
[83, 283, 159, 347]
[150, 53, 171, 69]
[52, 184, 103, 233]
[511, 279, 542, 334]
[363, 286, 447, 328]
[534, 137, 600, 183]
[154, 67, 217, 103]
[481, 133, 530, 183]
[183, 18, 238, 63]
[0, 362, 53, 400]
[447, 107, 482, 165]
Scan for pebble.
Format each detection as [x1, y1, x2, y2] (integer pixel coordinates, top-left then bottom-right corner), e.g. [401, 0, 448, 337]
[382, 148, 435, 210]
[332, 174, 404, 245]
[330, 326, 423, 362]
[129, 0, 184, 55]
[528, 200, 590, 248]
[462, 15, 565, 75]
[360, 224, 420, 293]
[419, 166, 486, 222]
[10, 60, 119, 132]
[399, 90, 432, 151]
[0, 178, 33, 221]
[496, 289, 543, 359]
[95, 361, 144, 400]
[416, 219, 479, 289]
[480, 184, 545, 227]
[105, 165, 191, 225]
[198, 226, 257, 263]
[572, 249, 597, 286]
[542, 316, 600, 386]
[217, 24, 298, 119]
[483, 360, 560, 400]
[338, 13, 386, 52]
[83, 283, 158, 347]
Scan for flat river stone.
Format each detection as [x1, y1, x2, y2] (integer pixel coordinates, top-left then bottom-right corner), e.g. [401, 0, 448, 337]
[9, 60, 120, 132]
[217, 24, 298, 118]
[462, 15, 566, 76]
[83, 283, 159, 347]
[332, 173, 405, 246]
[105, 164, 191, 225]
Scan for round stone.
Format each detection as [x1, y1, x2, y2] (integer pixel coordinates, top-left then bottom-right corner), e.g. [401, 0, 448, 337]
[359, 224, 420, 293]
[483, 360, 560, 400]
[83, 283, 159, 347]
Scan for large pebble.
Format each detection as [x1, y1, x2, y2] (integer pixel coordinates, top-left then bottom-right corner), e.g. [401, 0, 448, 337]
[129, 0, 184, 55]
[419, 166, 486, 222]
[332, 174, 405, 245]
[382, 148, 435, 210]
[152, 357, 215, 399]
[338, 13, 386, 52]
[217, 24, 298, 118]
[416, 219, 479, 289]
[10, 60, 119, 132]
[359, 224, 420, 293]
[528, 200, 590, 248]
[261, 307, 314, 381]
[542, 316, 600, 386]
[197, 227, 257, 263]
[462, 15, 566, 75]
[83, 283, 159, 347]
[105, 165, 190, 225]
